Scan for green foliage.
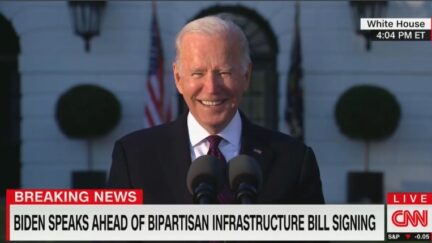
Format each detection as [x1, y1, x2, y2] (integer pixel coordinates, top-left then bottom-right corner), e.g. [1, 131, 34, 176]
[335, 85, 401, 141]
[55, 84, 121, 139]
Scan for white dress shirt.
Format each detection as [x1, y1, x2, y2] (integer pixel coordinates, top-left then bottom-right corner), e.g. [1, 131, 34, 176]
[187, 111, 242, 163]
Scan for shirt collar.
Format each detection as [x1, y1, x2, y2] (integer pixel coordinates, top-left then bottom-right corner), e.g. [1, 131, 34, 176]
[187, 110, 242, 148]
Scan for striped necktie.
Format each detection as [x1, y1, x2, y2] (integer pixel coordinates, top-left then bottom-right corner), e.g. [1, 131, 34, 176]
[206, 135, 235, 204]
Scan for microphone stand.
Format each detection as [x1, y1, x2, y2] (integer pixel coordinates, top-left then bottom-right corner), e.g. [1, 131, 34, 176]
[194, 183, 216, 204]
[236, 183, 258, 204]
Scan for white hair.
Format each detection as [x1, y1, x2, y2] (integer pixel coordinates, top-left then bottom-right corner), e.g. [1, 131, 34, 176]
[174, 15, 251, 71]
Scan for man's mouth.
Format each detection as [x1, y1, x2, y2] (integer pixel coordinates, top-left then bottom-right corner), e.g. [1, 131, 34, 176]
[198, 99, 226, 106]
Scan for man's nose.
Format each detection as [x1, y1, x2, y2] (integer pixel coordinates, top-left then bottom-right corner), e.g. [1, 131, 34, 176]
[203, 72, 222, 93]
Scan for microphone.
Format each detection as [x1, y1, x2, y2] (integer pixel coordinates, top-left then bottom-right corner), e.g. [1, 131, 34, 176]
[228, 155, 263, 204]
[186, 155, 224, 204]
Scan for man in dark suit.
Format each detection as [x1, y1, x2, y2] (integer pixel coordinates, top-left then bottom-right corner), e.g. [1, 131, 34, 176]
[108, 16, 324, 204]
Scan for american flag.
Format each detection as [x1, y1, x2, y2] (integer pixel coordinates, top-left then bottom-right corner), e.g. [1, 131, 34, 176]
[144, 2, 172, 127]
[285, 2, 304, 141]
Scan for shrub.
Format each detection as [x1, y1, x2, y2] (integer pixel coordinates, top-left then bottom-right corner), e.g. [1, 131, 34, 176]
[335, 84, 401, 171]
[55, 84, 121, 139]
[335, 85, 400, 142]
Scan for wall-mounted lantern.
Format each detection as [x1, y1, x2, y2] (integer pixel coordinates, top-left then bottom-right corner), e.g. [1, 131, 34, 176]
[68, 1, 107, 52]
[350, 1, 388, 50]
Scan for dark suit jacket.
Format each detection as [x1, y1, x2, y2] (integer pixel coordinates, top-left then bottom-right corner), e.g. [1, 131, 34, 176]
[108, 112, 324, 204]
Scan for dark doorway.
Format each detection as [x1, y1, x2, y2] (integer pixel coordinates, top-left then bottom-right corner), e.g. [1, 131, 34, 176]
[0, 13, 21, 196]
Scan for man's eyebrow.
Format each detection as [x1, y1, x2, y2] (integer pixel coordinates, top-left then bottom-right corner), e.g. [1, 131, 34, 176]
[219, 67, 233, 72]
[190, 68, 206, 72]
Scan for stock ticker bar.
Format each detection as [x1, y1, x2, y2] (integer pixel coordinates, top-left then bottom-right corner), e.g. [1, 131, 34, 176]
[360, 18, 432, 41]
[387, 233, 431, 241]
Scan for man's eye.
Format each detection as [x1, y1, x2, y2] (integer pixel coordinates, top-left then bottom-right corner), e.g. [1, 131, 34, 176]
[220, 71, 231, 76]
[192, 73, 203, 78]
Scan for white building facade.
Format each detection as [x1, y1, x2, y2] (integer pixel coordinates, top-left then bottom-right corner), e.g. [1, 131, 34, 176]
[0, 1, 431, 203]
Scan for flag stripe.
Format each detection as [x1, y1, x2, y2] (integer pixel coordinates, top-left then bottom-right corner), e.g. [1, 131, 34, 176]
[147, 75, 163, 118]
[144, 107, 155, 127]
[144, 2, 172, 127]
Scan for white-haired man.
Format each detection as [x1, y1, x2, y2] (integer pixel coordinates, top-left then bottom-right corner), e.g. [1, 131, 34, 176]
[108, 16, 324, 204]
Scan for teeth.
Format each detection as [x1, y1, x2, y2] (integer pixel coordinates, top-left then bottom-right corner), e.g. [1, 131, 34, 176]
[200, 100, 223, 106]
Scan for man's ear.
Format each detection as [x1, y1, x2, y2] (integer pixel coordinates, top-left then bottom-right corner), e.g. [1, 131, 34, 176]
[243, 63, 252, 91]
[173, 62, 183, 94]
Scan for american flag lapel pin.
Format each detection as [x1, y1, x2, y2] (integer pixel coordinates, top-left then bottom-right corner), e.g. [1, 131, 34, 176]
[253, 148, 262, 155]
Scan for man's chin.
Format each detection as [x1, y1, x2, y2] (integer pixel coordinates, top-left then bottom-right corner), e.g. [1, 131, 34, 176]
[204, 116, 235, 132]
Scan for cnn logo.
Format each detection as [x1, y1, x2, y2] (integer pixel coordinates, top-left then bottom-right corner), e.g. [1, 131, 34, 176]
[391, 210, 428, 227]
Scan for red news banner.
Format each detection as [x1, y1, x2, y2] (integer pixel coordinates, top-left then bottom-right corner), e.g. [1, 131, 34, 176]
[5, 189, 143, 241]
[387, 192, 432, 241]
[6, 189, 385, 241]
[6, 189, 143, 204]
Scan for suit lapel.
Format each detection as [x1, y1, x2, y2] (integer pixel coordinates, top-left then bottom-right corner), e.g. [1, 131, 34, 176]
[162, 112, 193, 203]
[159, 112, 274, 203]
[239, 115, 274, 185]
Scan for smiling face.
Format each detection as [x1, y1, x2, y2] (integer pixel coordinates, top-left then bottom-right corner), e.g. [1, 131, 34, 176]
[173, 33, 251, 134]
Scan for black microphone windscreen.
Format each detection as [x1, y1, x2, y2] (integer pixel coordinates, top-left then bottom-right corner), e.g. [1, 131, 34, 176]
[186, 155, 224, 195]
[228, 155, 263, 191]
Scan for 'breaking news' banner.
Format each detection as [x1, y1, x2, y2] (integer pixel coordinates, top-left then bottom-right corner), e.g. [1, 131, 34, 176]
[360, 18, 432, 41]
[5, 189, 385, 241]
[8, 190, 432, 241]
